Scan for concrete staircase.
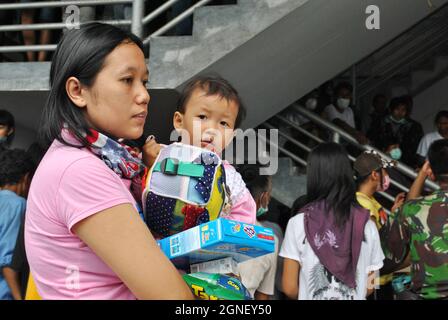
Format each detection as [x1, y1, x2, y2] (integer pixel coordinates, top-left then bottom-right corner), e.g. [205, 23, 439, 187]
[271, 157, 306, 208]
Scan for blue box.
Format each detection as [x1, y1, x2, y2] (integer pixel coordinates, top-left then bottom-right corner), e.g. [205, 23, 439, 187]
[157, 218, 275, 268]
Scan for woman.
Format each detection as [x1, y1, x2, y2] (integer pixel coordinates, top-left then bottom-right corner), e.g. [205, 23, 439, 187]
[24, 23, 193, 300]
[280, 143, 385, 300]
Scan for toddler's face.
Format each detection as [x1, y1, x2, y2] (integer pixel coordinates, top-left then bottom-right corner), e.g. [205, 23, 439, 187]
[173, 87, 239, 154]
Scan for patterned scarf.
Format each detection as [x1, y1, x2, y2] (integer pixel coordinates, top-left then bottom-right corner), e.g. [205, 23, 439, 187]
[303, 200, 370, 288]
[85, 129, 145, 179]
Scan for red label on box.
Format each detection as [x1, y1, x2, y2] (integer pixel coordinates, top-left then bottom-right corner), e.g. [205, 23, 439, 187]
[257, 234, 274, 241]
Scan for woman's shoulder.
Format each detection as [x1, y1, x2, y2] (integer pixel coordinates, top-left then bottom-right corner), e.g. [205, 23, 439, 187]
[36, 140, 112, 182]
[287, 213, 305, 230]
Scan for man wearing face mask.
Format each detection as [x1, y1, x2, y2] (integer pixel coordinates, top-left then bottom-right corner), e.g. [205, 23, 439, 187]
[323, 82, 369, 145]
[368, 97, 423, 168]
[354, 150, 406, 300]
[0, 110, 15, 153]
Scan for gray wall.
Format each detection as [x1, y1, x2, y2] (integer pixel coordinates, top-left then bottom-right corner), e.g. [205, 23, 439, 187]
[414, 75, 448, 134]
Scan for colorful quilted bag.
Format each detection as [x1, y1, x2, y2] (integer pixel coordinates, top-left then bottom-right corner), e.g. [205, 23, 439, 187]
[143, 143, 231, 238]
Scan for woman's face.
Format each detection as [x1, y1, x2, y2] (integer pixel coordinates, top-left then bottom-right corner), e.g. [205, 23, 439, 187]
[82, 42, 150, 140]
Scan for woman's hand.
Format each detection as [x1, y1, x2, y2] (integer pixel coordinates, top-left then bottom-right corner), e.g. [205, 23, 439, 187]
[142, 135, 162, 168]
[391, 192, 406, 213]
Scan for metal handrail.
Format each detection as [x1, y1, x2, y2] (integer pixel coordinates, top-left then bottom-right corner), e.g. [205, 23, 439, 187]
[262, 122, 312, 153]
[259, 126, 396, 206]
[0, 20, 131, 32]
[142, 0, 181, 26]
[274, 114, 324, 144]
[0, 0, 131, 10]
[257, 131, 307, 167]
[0, 44, 57, 53]
[271, 114, 411, 194]
[143, 0, 213, 44]
[131, 0, 144, 37]
[0, 0, 214, 53]
[0, 0, 140, 53]
[287, 104, 439, 190]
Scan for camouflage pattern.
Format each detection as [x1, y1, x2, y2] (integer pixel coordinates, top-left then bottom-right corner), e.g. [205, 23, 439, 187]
[382, 190, 448, 299]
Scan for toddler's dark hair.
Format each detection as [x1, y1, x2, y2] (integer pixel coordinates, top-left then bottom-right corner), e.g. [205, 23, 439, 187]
[177, 75, 246, 128]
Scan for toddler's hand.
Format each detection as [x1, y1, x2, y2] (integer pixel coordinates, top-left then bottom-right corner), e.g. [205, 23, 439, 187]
[142, 135, 162, 168]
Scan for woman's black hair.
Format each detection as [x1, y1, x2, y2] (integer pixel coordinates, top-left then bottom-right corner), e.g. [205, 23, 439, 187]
[0, 109, 15, 146]
[306, 142, 356, 228]
[290, 194, 309, 218]
[39, 22, 145, 148]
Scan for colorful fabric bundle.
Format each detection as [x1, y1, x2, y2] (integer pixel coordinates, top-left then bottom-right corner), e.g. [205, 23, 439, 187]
[85, 129, 145, 179]
[183, 273, 251, 300]
[143, 143, 231, 238]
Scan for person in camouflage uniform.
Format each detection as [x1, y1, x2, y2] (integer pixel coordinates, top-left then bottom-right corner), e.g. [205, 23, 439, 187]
[381, 139, 448, 299]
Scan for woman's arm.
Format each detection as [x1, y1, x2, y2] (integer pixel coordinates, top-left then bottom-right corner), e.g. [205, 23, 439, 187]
[282, 258, 300, 300]
[73, 203, 193, 300]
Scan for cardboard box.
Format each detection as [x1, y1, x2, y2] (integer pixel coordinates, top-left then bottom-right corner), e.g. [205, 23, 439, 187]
[157, 218, 275, 268]
[190, 257, 239, 275]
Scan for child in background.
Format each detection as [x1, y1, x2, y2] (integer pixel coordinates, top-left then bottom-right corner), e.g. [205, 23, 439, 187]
[0, 149, 34, 300]
[237, 163, 278, 300]
[144, 75, 256, 225]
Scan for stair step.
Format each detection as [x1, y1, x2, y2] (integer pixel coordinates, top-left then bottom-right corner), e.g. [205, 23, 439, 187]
[148, 36, 196, 87]
[192, 5, 244, 41]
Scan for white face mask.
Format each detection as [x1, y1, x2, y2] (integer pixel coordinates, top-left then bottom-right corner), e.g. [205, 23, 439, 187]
[305, 98, 318, 110]
[337, 98, 350, 109]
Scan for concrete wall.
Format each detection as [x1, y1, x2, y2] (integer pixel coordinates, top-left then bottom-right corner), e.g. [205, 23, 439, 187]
[10, 125, 37, 151]
[413, 75, 448, 134]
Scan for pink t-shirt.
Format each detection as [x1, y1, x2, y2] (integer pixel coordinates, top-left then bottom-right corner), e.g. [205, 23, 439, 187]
[25, 137, 139, 300]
